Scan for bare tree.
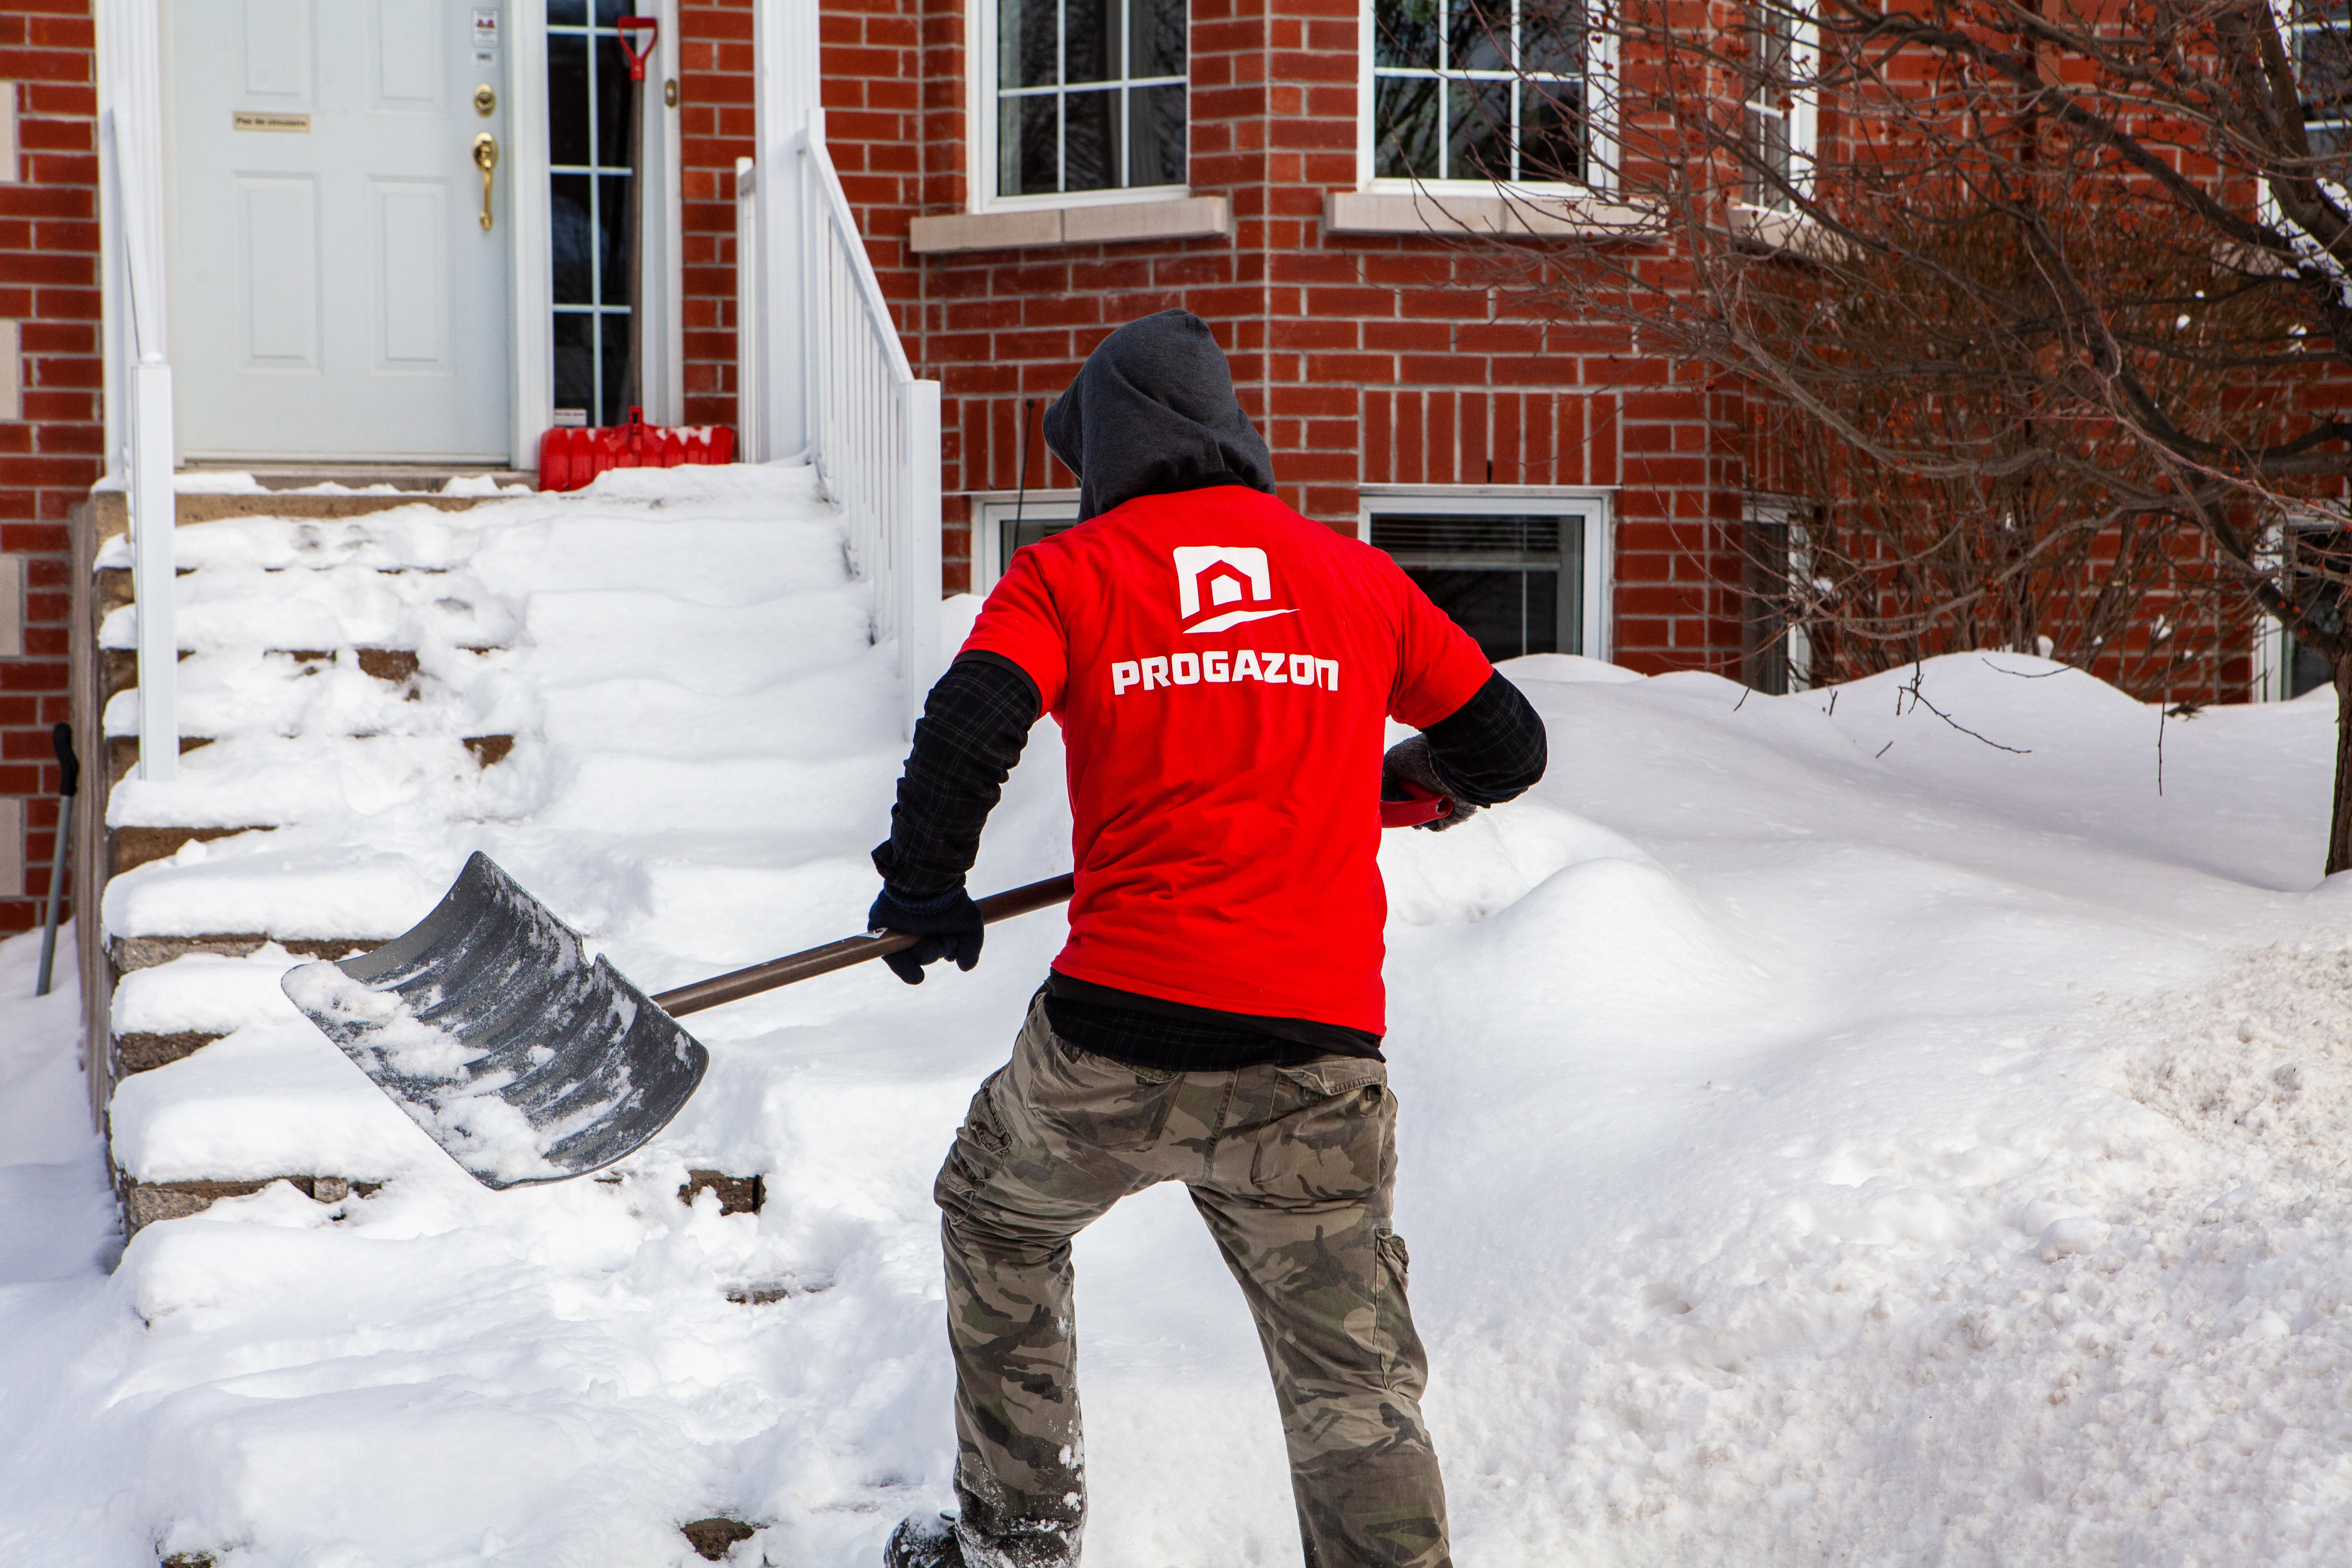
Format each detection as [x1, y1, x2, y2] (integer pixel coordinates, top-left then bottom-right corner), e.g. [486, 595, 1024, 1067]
[1418, 0, 2352, 867]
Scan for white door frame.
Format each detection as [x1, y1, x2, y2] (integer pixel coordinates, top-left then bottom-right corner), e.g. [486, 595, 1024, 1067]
[111, 1, 684, 471]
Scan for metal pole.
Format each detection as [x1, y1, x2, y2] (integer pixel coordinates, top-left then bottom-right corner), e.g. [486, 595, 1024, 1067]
[35, 723, 80, 998]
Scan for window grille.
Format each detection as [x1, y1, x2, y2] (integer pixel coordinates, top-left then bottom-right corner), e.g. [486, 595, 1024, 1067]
[548, 0, 640, 425]
[1372, 0, 1590, 184]
[993, 0, 1189, 199]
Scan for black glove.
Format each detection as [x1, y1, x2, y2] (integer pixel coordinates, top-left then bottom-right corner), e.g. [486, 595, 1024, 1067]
[868, 884, 985, 985]
[1381, 735, 1482, 833]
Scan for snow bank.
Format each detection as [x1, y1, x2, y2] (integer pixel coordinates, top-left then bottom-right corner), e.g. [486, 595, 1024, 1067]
[6, 465, 2351, 1565]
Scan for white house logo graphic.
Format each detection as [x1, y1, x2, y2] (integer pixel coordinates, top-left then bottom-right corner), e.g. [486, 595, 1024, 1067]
[1172, 546, 1298, 634]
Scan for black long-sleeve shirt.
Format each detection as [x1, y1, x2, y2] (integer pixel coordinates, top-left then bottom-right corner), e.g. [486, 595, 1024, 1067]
[874, 656, 1548, 1070]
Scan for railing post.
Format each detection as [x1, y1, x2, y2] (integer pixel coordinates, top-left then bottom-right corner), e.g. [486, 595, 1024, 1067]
[753, 0, 819, 459]
[901, 379, 942, 740]
[733, 157, 763, 463]
[129, 359, 176, 781]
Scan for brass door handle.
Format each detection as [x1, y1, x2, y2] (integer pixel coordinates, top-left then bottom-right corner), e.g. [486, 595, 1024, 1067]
[472, 133, 499, 231]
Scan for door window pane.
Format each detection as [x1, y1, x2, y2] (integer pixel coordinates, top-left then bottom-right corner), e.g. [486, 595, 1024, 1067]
[547, 4, 639, 424]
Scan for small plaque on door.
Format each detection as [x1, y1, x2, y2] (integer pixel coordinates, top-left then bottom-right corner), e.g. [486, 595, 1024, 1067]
[232, 111, 311, 133]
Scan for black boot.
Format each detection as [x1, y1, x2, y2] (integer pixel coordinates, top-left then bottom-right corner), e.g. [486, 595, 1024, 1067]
[883, 1512, 967, 1568]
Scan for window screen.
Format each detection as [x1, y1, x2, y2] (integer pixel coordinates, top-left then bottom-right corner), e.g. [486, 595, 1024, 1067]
[1370, 511, 1583, 661]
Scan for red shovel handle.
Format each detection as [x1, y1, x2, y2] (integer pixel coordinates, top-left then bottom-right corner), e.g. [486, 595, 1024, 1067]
[615, 14, 658, 80]
[1380, 792, 1452, 828]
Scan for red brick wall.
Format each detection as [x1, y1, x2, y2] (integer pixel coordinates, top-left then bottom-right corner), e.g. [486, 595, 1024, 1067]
[815, 0, 1750, 667]
[679, 0, 756, 428]
[0, 1, 99, 934]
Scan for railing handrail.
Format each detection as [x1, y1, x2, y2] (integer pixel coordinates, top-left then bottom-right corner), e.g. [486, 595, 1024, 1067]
[100, 101, 178, 783]
[737, 112, 942, 739]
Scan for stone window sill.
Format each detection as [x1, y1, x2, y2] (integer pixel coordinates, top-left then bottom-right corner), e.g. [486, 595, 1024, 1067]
[1323, 189, 1661, 239]
[909, 195, 1233, 255]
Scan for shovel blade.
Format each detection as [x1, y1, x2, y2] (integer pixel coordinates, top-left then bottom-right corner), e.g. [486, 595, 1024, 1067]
[280, 851, 709, 1189]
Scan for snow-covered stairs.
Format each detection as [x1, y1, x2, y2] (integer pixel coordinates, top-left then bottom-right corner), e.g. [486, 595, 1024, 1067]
[70, 467, 878, 1247]
[79, 484, 537, 1231]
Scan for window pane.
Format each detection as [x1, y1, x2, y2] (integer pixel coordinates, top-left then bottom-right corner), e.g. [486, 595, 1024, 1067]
[596, 36, 637, 168]
[1065, 88, 1119, 190]
[600, 311, 635, 428]
[2302, 23, 2352, 110]
[593, 0, 631, 23]
[1449, 77, 1512, 181]
[1521, 0, 1584, 78]
[551, 174, 594, 303]
[1375, 75, 1442, 178]
[1405, 568, 1558, 660]
[1521, 76, 1585, 182]
[1130, 0, 1186, 78]
[1448, 0, 1509, 73]
[1002, 0, 1057, 89]
[1377, 0, 1440, 70]
[599, 174, 633, 305]
[553, 312, 596, 420]
[548, 34, 591, 166]
[1067, 0, 1115, 84]
[547, 0, 586, 23]
[1001, 94, 1060, 193]
[1129, 83, 1186, 185]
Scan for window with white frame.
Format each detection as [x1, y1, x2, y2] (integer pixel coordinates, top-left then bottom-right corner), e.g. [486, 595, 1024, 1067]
[2291, 0, 2352, 156]
[984, 0, 1188, 203]
[1364, 490, 1613, 660]
[971, 493, 1082, 593]
[1741, 1, 1816, 212]
[1369, 0, 1595, 185]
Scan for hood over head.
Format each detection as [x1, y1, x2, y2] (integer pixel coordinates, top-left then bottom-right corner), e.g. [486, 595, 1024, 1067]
[1042, 309, 1276, 521]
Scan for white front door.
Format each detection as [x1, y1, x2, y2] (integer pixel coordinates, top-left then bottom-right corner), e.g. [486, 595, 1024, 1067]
[169, 0, 515, 463]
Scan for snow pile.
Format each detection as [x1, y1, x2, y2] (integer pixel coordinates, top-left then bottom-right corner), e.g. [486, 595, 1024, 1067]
[3, 467, 2349, 1565]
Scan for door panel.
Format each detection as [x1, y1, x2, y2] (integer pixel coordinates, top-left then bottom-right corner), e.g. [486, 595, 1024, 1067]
[373, 2, 446, 113]
[236, 176, 320, 367]
[374, 181, 451, 368]
[241, 0, 315, 103]
[172, 0, 513, 462]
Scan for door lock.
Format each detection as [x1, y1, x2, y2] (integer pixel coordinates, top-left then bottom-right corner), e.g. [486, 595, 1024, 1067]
[472, 133, 499, 231]
[474, 84, 498, 117]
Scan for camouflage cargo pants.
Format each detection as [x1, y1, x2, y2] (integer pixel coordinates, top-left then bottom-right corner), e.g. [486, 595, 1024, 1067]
[932, 994, 1449, 1568]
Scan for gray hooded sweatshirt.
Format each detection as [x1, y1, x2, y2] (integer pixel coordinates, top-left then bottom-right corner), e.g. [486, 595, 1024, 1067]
[1041, 309, 1277, 521]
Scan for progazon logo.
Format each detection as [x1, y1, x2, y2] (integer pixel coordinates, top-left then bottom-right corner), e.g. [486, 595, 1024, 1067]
[1173, 546, 1298, 634]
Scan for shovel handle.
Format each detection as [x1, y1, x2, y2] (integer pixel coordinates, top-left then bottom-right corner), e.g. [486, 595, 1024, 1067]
[650, 872, 1077, 1017]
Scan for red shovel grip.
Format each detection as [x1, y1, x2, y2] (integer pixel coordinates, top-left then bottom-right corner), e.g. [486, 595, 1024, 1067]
[1380, 792, 1452, 828]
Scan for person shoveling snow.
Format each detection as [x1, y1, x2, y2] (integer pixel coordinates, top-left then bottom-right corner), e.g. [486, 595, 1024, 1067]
[863, 309, 1547, 1568]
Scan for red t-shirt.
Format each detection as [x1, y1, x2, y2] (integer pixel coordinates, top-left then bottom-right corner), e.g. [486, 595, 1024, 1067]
[961, 485, 1493, 1035]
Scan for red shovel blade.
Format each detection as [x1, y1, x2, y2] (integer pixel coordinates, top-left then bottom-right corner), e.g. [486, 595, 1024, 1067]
[1380, 792, 1452, 828]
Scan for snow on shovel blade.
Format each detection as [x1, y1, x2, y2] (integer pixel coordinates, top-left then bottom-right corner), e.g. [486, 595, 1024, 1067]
[280, 851, 708, 1189]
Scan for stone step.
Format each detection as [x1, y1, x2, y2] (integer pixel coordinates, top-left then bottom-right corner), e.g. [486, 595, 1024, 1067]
[111, 824, 271, 877]
[121, 1174, 382, 1236]
[105, 729, 516, 789]
[113, 1031, 222, 1076]
[111, 932, 381, 974]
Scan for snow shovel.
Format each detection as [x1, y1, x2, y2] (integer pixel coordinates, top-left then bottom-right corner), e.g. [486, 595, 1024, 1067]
[279, 852, 1075, 1190]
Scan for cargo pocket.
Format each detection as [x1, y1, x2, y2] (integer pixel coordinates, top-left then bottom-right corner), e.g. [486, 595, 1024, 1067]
[1375, 1229, 1422, 1395]
[936, 1068, 1013, 1202]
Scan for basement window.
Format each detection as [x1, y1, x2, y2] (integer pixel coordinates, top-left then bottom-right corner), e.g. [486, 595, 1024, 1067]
[981, 0, 1189, 205]
[1364, 490, 1614, 661]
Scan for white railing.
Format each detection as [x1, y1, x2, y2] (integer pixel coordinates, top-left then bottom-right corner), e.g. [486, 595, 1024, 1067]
[100, 100, 177, 783]
[737, 112, 942, 740]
